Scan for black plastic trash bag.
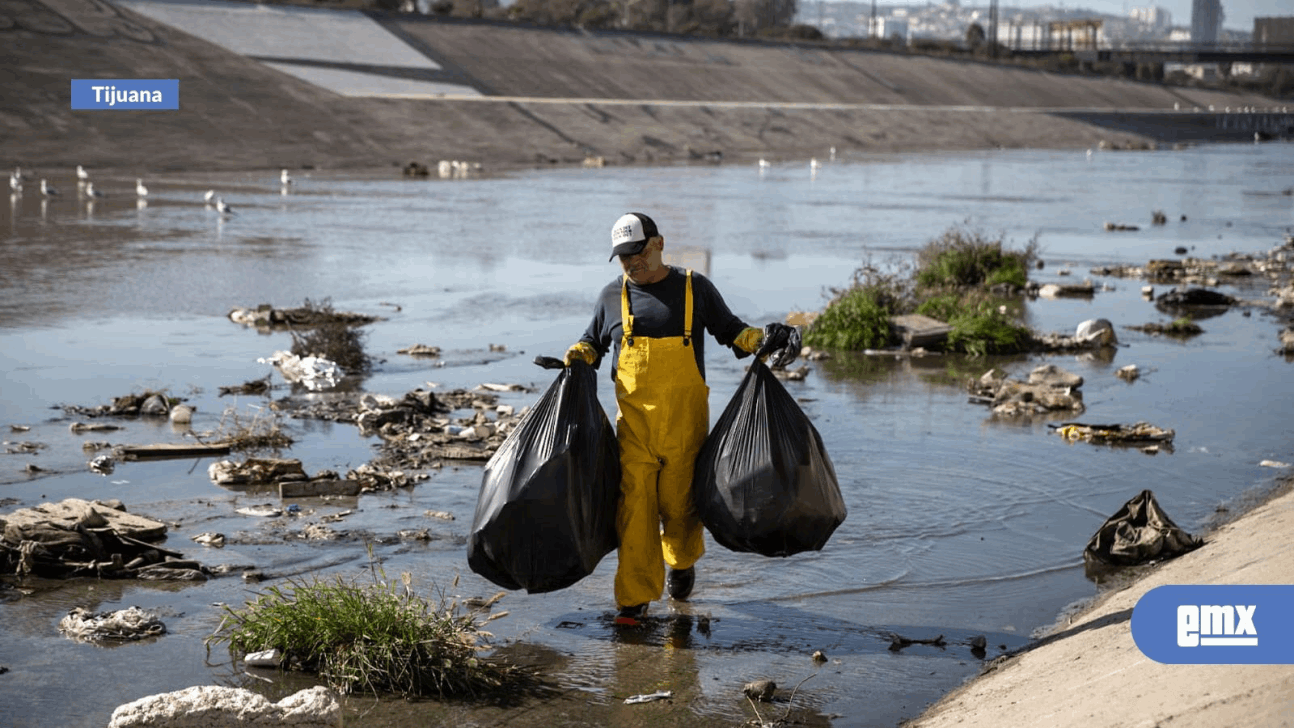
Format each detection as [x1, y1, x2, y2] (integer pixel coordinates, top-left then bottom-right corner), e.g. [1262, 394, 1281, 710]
[693, 356, 846, 557]
[1084, 489, 1203, 567]
[467, 360, 620, 593]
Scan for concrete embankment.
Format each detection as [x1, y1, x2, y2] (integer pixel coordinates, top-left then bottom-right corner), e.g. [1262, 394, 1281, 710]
[0, 0, 1287, 174]
[905, 480, 1294, 728]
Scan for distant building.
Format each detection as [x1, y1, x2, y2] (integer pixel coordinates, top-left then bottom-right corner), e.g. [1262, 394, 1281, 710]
[867, 17, 909, 41]
[1190, 0, 1223, 45]
[1253, 17, 1294, 47]
[1129, 6, 1171, 30]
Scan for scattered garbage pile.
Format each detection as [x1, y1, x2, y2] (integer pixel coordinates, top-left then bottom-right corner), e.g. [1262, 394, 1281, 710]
[228, 302, 381, 329]
[60, 606, 166, 643]
[257, 351, 343, 392]
[1084, 489, 1203, 567]
[1030, 318, 1118, 353]
[1126, 319, 1204, 337]
[1090, 238, 1293, 288]
[109, 686, 340, 728]
[281, 386, 530, 478]
[0, 498, 207, 580]
[967, 363, 1085, 417]
[62, 391, 186, 420]
[1050, 421, 1175, 453]
[1154, 287, 1237, 319]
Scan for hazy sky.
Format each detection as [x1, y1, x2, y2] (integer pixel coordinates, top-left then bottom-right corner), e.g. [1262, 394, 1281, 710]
[851, 0, 1293, 30]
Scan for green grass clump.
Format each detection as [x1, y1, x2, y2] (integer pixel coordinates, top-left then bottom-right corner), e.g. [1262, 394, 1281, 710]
[802, 285, 898, 350]
[945, 303, 1033, 357]
[208, 571, 521, 698]
[916, 228, 1035, 291]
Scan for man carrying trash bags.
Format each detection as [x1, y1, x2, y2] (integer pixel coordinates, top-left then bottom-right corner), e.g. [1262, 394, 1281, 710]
[467, 212, 847, 627]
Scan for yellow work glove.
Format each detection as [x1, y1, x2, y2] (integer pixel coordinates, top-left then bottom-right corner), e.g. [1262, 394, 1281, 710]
[734, 327, 764, 355]
[564, 342, 597, 367]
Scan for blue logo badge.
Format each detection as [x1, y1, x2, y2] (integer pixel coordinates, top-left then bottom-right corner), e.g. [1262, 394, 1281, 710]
[1131, 585, 1294, 664]
[71, 79, 179, 110]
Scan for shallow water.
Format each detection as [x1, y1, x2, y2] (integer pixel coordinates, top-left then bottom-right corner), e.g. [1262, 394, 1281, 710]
[1, 144, 1293, 727]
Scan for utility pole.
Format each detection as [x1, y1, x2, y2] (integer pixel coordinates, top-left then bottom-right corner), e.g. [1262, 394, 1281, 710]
[989, 0, 999, 57]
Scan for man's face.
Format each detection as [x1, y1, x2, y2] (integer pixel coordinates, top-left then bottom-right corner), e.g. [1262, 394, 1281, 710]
[618, 237, 666, 284]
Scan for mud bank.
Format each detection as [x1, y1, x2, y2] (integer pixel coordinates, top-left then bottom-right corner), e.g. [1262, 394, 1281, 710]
[0, 0, 1285, 174]
[905, 478, 1294, 728]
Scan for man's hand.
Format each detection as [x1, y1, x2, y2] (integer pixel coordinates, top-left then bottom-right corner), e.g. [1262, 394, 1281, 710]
[734, 327, 764, 354]
[564, 342, 597, 367]
[762, 323, 801, 368]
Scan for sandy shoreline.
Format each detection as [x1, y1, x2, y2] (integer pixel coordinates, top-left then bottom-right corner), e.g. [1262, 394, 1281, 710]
[904, 477, 1294, 728]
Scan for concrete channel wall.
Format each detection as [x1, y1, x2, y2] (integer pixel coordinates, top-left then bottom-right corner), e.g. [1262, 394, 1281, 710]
[0, 0, 1285, 172]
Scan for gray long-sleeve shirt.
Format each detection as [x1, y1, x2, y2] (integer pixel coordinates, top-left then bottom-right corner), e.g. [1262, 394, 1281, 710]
[578, 266, 752, 382]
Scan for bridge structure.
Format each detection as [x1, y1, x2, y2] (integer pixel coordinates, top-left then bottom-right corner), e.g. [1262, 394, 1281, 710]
[1012, 42, 1294, 65]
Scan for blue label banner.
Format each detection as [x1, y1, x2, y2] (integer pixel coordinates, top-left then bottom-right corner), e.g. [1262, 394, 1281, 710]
[71, 79, 179, 110]
[1131, 585, 1294, 664]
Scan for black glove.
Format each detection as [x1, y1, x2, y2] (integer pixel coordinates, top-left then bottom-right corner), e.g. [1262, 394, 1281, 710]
[761, 323, 801, 368]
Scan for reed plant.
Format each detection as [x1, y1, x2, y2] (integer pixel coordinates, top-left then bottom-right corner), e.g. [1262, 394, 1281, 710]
[208, 568, 521, 698]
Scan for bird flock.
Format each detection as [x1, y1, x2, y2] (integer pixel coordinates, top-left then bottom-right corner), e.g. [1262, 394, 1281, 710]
[757, 147, 837, 176]
[9, 166, 303, 220]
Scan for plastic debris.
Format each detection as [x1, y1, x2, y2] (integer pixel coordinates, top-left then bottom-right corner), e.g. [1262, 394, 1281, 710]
[59, 606, 165, 642]
[624, 690, 673, 704]
[257, 351, 342, 391]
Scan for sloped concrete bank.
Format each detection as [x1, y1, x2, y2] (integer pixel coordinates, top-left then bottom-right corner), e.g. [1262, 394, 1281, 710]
[904, 479, 1294, 728]
[0, 0, 1284, 174]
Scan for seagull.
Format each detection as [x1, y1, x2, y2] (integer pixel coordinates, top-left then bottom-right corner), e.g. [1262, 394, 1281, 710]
[85, 182, 104, 198]
[758, 158, 771, 169]
[829, 146, 837, 161]
[40, 179, 59, 197]
[9, 172, 21, 193]
[135, 178, 148, 197]
[203, 190, 215, 203]
[280, 169, 292, 185]
[215, 197, 234, 216]
[810, 158, 822, 170]
[77, 165, 90, 182]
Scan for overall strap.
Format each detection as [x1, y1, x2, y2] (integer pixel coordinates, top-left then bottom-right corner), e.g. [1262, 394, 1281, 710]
[620, 276, 634, 345]
[684, 270, 694, 346]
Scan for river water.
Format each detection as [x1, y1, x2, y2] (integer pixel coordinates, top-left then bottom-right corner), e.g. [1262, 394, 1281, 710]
[1, 142, 1292, 727]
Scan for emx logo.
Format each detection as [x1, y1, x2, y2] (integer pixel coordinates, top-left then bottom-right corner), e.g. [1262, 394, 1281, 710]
[1132, 585, 1294, 663]
[1177, 604, 1257, 647]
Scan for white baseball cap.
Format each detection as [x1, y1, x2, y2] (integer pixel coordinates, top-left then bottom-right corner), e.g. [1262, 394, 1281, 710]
[609, 212, 659, 261]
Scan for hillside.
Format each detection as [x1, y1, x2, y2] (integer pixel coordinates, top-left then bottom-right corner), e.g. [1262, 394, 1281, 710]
[0, 0, 1284, 174]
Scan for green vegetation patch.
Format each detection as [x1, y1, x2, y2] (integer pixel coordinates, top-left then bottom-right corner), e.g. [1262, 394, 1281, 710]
[915, 227, 1035, 291]
[805, 226, 1037, 356]
[208, 571, 524, 698]
[802, 285, 899, 351]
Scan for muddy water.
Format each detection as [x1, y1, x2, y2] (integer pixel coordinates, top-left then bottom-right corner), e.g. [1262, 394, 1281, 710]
[2, 144, 1293, 727]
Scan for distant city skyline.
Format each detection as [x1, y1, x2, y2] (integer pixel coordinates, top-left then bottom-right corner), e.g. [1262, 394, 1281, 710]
[827, 0, 1290, 31]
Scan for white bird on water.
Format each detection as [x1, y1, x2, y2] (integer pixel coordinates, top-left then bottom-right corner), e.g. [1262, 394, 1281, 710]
[77, 165, 90, 182]
[9, 172, 21, 193]
[810, 158, 822, 171]
[215, 197, 234, 216]
[85, 182, 104, 198]
[203, 190, 215, 203]
[136, 178, 148, 197]
[758, 158, 771, 169]
[280, 169, 292, 185]
[40, 179, 59, 197]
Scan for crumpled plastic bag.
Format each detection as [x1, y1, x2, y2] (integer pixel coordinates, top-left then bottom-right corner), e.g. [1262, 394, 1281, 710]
[257, 351, 341, 391]
[693, 356, 846, 557]
[467, 361, 620, 593]
[1084, 489, 1203, 566]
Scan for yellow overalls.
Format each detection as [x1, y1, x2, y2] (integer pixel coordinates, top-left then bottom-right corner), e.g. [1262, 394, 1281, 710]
[613, 270, 709, 609]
